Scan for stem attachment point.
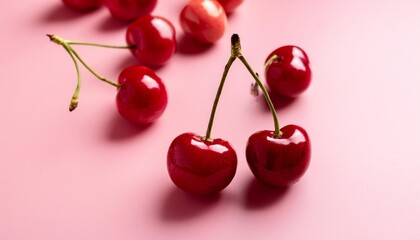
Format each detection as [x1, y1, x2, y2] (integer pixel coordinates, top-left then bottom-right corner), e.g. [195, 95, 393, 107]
[231, 34, 242, 58]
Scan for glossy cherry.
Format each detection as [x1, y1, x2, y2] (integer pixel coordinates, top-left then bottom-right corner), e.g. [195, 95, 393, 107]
[62, 0, 101, 10]
[180, 0, 227, 43]
[265, 46, 311, 98]
[116, 65, 167, 125]
[126, 15, 176, 67]
[167, 133, 237, 195]
[166, 35, 242, 195]
[103, 0, 157, 21]
[246, 125, 311, 187]
[216, 0, 243, 13]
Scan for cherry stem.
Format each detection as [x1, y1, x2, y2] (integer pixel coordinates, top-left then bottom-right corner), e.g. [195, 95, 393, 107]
[62, 43, 81, 111]
[70, 48, 120, 87]
[67, 41, 135, 50]
[234, 35, 282, 137]
[47, 34, 121, 111]
[264, 54, 281, 70]
[203, 35, 243, 142]
[203, 56, 236, 142]
[47, 34, 120, 87]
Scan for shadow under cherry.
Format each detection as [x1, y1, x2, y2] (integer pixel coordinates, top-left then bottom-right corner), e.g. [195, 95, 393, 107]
[97, 15, 130, 32]
[258, 89, 298, 111]
[243, 178, 289, 210]
[40, 3, 99, 23]
[160, 187, 221, 222]
[176, 33, 214, 55]
[106, 112, 153, 141]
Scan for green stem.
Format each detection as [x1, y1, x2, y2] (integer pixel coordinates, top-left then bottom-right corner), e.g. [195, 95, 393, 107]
[47, 34, 120, 87]
[67, 41, 135, 49]
[264, 54, 280, 70]
[68, 46, 120, 87]
[203, 56, 236, 142]
[62, 44, 81, 112]
[230, 34, 281, 137]
[239, 55, 282, 137]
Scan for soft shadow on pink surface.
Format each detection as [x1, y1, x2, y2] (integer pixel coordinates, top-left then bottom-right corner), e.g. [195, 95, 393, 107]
[40, 3, 98, 22]
[116, 55, 167, 73]
[117, 55, 140, 71]
[243, 178, 289, 210]
[160, 188, 220, 221]
[258, 89, 298, 111]
[97, 15, 129, 32]
[176, 34, 213, 55]
[106, 113, 153, 141]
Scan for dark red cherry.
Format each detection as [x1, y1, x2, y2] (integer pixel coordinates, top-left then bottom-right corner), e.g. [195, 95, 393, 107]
[62, 0, 101, 10]
[126, 15, 176, 67]
[265, 46, 311, 98]
[167, 133, 237, 195]
[246, 125, 310, 187]
[179, 0, 227, 44]
[116, 65, 167, 125]
[216, 0, 243, 13]
[103, 0, 157, 21]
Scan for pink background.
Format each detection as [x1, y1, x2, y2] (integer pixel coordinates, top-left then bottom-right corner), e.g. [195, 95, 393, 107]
[1, 0, 420, 239]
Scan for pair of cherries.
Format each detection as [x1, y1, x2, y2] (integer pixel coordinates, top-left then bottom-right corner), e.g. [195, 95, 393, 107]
[167, 34, 311, 195]
[48, 3, 178, 123]
[48, 32, 169, 125]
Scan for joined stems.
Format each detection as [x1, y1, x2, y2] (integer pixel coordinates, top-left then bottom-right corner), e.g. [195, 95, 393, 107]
[47, 34, 122, 111]
[47, 34, 120, 87]
[203, 34, 282, 141]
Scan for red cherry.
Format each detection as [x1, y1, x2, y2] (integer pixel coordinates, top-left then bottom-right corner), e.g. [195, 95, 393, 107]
[180, 0, 227, 44]
[126, 15, 176, 67]
[62, 0, 101, 10]
[116, 65, 167, 125]
[265, 46, 312, 98]
[246, 125, 311, 187]
[167, 133, 237, 195]
[103, 0, 157, 21]
[216, 0, 243, 13]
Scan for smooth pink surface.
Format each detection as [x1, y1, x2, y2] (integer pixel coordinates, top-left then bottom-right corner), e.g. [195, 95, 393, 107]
[1, 0, 420, 239]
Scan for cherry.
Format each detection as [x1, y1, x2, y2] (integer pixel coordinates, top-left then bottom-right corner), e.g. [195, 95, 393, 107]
[103, 0, 157, 21]
[180, 0, 227, 44]
[47, 35, 167, 125]
[116, 65, 167, 125]
[62, 0, 101, 11]
[167, 133, 237, 195]
[216, 0, 243, 13]
[264, 46, 312, 98]
[126, 15, 176, 67]
[166, 36, 241, 195]
[246, 125, 311, 187]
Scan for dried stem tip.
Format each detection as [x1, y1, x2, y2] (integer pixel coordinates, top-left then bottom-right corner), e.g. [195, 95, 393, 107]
[69, 97, 79, 112]
[230, 34, 242, 57]
[47, 34, 64, 45]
